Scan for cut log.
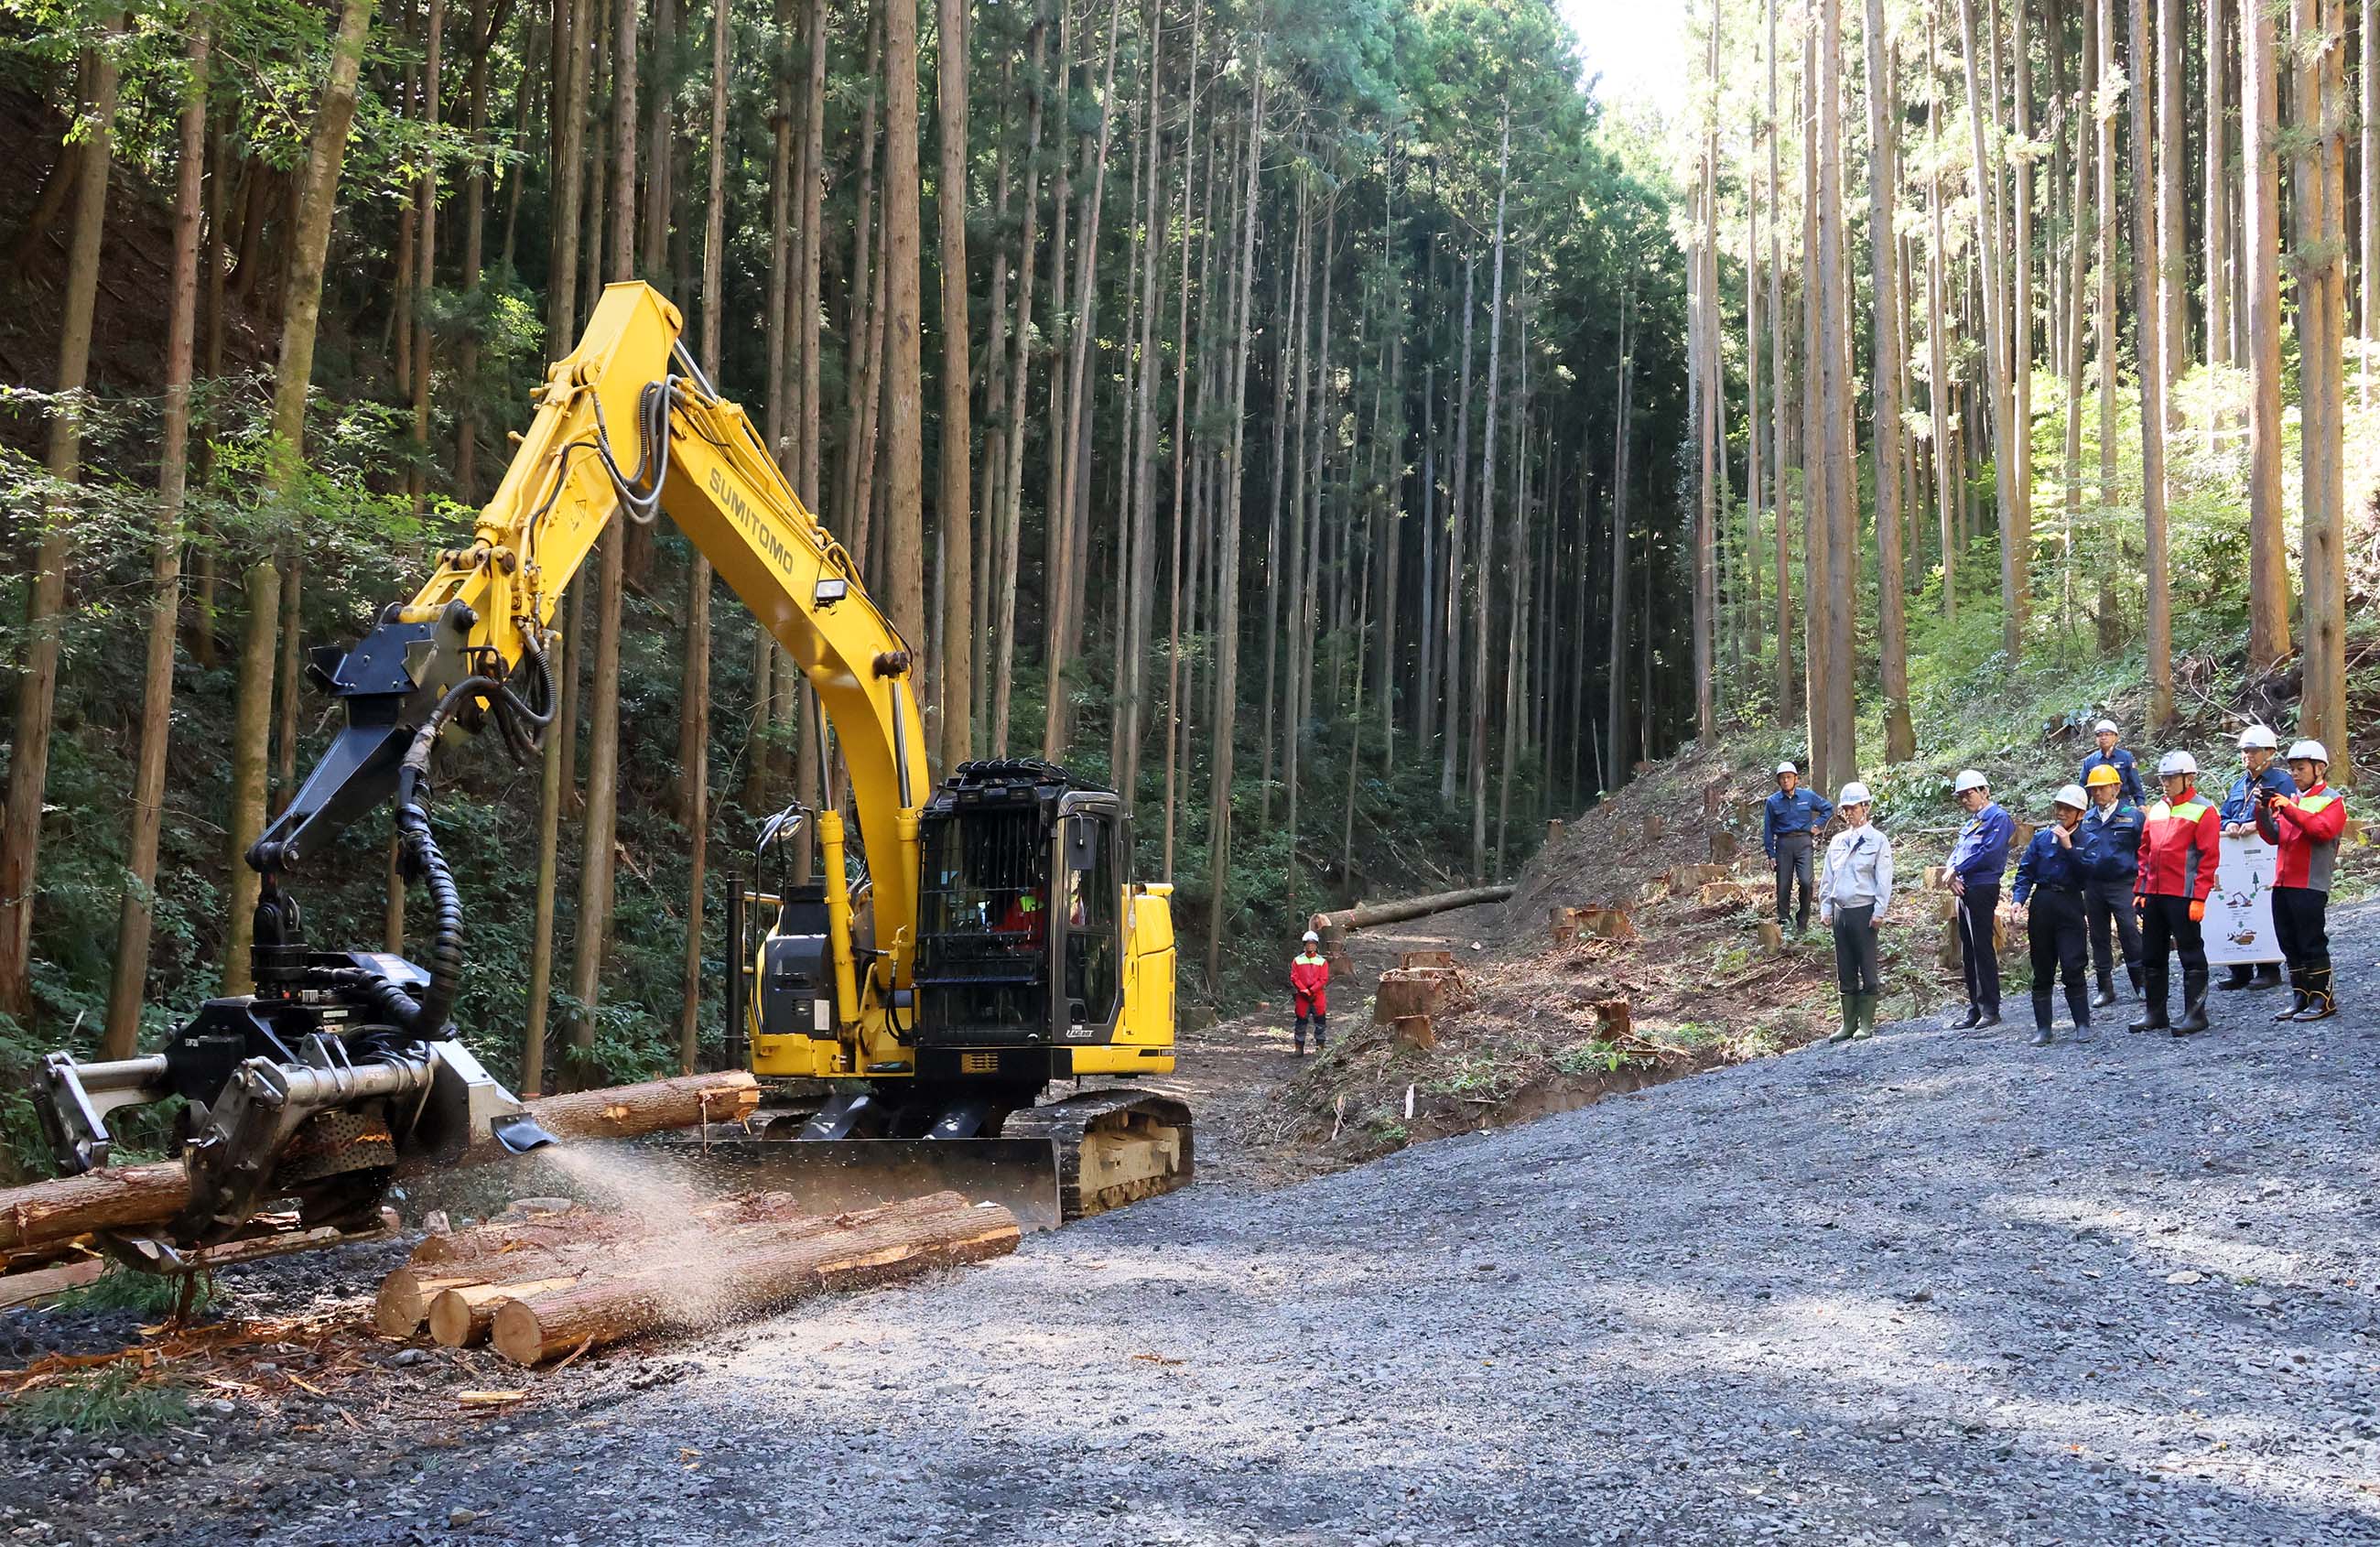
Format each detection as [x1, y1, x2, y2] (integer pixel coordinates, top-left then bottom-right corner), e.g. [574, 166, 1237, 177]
[489, 1193, 1020, 1366]
[1372, 968, 1461, 1023]
[0, 1074, 760, 1259]
[0, 1162, 192, 1255]
[0, 1258, 105, 1311]
[406, 1209, 631, 1267]
[1307, 884, 1514, 936]
[461, 1070, 761, 1163]
[1390, 1014, 1435, 1052]
[428, 1275, 580, 1347]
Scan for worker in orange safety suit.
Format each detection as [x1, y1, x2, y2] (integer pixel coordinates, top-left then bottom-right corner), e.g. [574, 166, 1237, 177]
[2257, 739, 2349, 1022]
[1291, 930, 1331, 1056]
[2130, 751, 2221, 1037]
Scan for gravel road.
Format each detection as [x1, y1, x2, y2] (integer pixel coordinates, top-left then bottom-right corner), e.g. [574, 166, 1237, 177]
[22, 903, 2380, 1546]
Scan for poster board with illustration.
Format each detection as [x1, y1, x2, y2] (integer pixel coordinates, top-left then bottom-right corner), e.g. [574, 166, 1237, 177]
[2202, 834, 2280, 967]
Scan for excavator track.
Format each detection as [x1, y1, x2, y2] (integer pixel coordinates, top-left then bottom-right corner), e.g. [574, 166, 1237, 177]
[1001, 1089, 1195, 1222]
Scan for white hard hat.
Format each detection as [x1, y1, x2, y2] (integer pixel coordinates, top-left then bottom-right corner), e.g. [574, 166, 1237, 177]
[2157, 750, 2198, 777]
[1953, 769, 1989, 795]
[1838, 782, 1872, 806]
[1775, 760, 1800, 776]
[1301, 929, 1320, 944]
[2238, 724, 2278, 751]
[2093, 718, 2119, 735]
[2054, 784, 2088, 810]
[2288, 739, 2330, 763]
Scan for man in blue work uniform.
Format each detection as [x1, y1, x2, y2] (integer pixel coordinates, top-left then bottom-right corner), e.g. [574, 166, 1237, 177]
[2012, 784, 2095, 1046]
[2078, 719, 2147, 806]
[2079, 763, 2145, 1006]
[1947, 769, 2014, 1029]
[1762, 760, 1834, 935]
[2214, 724, 2294, 992]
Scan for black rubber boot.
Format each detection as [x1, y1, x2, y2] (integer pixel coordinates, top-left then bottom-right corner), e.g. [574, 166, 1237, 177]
[1830, 996, 1857, 1043]
[2298, 967, 2338, 1022]
[2274, 971, 2308, 1022]
[2031, 990, 2056, 1042]
[2065, 984, 2095, 1040]
[2173, 972, 2211, 1034]
[2215, 965, 2255, 991]
[1950, 1004, 1983, 1030]
[2090, 974, 2117, 1011]
[2129, 1001, 2169, 1033]
[2030, 1023, 2054, 1046]
[2251, 963, 2284, 990]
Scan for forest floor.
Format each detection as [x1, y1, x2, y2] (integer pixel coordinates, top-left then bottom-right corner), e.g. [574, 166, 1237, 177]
[5, 758, 2378, 1543]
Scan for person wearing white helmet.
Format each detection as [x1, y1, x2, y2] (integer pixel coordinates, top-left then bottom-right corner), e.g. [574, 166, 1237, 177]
[2131, 750, 2220, 1035]
[1944, 770, 2013, 1030]
[2011, 785, 2096, 1045]
[2215, 724, 2295, 991]
[2078, 718, 2146, 805]
[1761, 758, 1834, 936]
[2257, 739, 2348, 1020]
[1818, 782, 1892, 1044]
[1290, 930, 1332, 1056]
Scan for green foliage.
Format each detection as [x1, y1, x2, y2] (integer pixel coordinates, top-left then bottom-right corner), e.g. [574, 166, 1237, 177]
[2, 1365, 189, 1436]
[51, 1266, 219, 1319]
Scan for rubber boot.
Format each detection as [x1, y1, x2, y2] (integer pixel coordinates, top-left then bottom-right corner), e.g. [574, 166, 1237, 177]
[2215, 965, 2255, 991]
[2297, 967, 2338, 1022]
[2273, 970, 2309, 1022]
[1293, 1017, 1306, 1057]
[2090, 972, 2118, 1011]
[1851, 992, 1877, 1040]
[1949, 1003, 1983, 1030]
[2030, 990, 2056, 1046]
[1314, 1021, 1328, 1053]
[2065, 982, 2094, 1041]
[2172, 971, 2211, 1035]
[1829, 995, 1857, 1043]
[2251, 962, 2284, 990]
[2128, 988, 2169, 1033]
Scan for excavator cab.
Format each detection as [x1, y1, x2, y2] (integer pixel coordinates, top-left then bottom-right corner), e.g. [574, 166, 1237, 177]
[724, 806, 834, 1072]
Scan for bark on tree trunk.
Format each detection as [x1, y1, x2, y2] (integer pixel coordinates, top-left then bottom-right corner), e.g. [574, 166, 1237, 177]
[0, 24, 123, 1025]
[2296, 0, 2350, 775]
[2245, 0, 2292, 667]
[2129, 0, 2175, 726]
[1865, 0, 1915, 763]
[102, 20, 210, 1060]
[936, 0, 973, 770]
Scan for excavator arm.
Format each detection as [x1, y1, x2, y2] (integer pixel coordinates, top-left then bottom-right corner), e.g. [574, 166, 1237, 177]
[263, 282, 930, 988]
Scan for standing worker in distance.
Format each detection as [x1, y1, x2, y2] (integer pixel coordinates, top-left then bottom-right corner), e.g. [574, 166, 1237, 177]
[1291, 930, 1331, 1056]
[2257, 740, 2347, 1022]
[1819, 782, 1893, 1044]
[2080, 763, 2146, 1006]
[2012, 785, 2095, 1046]
[1762, 760, 1834, 936]
[2079, 719, 2147, 805]
[2215, 725, 2294, 991]
[2132, 751, 2221, 1035]
[1946, 770, 2014, 1030]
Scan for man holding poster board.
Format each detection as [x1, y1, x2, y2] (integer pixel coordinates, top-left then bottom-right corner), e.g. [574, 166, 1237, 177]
[2214, 726, 2294, 991]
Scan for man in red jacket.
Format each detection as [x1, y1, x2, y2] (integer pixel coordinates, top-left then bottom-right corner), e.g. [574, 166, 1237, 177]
[2258, 739, 2349, 1022]
[1291, 930, 1331, 1056]
[2132, 751, 2222, 1036]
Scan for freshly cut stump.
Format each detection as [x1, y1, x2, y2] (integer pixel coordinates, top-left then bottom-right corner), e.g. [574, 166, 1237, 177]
[1392, 1014, 1436, 1052]
[489, 1193, 1020, 1366]
[1373, 968, 1461, 1023]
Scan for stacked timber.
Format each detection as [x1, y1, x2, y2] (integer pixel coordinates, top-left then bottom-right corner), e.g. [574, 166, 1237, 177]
[368, 1190, 1022, 1366]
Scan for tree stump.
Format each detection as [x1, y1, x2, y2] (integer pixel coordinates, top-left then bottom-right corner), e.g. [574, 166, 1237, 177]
[1391, 1014, 1435, 1052]
[1709, 829, 1737, 864]
[1756, 920, 1785, 953]
[1398, 949, 1455, 970]
[1645, 814, 1667, 840]
[1669, 863, 1730, 889]
[1546, 818, 1565, 844]
[1696, 882, 1762, 907]
[1591, 1001, 1632, 1041]
[1704, 780, 1728, 817]
[1373, 968, 1460, 1023]
[1577, 905, 1638, 942]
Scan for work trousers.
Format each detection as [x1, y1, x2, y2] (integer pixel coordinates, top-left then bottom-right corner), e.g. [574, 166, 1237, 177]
[1295, 1010, 1328, 1048]
[2084, 879, 2143, 991]
[2026, 888, 2092, 1028]
[2271, 885, 2332, 983]
[1956, 882, 2001, 1013]
[1773, 832, 1815, 928]
[2140, 894, 2209, 1015]
[1831, 903, 1879, 995]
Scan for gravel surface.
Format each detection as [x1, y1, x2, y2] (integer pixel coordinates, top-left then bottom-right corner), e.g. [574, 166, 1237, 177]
[16, 904, 2380, 1546]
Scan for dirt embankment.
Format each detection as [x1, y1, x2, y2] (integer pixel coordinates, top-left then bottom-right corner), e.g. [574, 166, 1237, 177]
[1225, 746, 1972, 1169]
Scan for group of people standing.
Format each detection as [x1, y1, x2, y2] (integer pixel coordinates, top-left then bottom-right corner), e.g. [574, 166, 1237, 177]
[1763, 719, 2347, 1051]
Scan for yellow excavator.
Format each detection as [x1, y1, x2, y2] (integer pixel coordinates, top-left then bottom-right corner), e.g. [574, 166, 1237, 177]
[33, 282, 1191, 1261]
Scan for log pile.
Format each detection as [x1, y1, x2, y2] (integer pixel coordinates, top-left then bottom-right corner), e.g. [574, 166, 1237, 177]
[367, 1190, 1021, 1366]
[0, 1071, 762, 1276]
